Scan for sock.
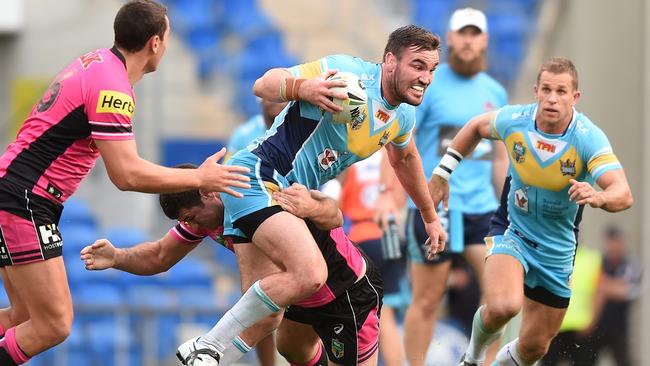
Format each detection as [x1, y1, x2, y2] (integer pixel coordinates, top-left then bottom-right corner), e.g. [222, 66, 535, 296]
[0, 327, 30, 365]
[290, 342, 327, 366]
[199, 281, 281, 352]
[495, 338, 535, 366]
[219, 336, 252, 366]
[465, 306, 504, 364]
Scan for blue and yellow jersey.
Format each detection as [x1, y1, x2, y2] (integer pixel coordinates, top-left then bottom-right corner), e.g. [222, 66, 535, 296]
[226, 114, 267, 161]
[491, 103, 622, 257]
[410, 63, 508, 213]
[247, 54, 415, 189]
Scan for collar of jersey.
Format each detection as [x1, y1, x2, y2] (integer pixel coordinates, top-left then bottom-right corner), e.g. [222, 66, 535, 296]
[531, 105, 577, 138]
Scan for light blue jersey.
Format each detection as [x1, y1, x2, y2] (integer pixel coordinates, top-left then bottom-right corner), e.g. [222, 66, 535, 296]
[486, 103, 622, 299]
[226, 114, 267, 155]
[224, 54, 416, 237]
[410, 63, 507, 213]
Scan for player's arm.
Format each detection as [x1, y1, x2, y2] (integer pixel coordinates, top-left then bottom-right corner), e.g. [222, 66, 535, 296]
[95, 140, 250, 197]
[385, 138, 446, 255]
[273, 183, 344, 230]
[253, 67, 347, 113]
[429, 112, 496, 209]
[374, 148, 405, 228]
[568, 169, 633, 212]
[80, 233, 197, 275]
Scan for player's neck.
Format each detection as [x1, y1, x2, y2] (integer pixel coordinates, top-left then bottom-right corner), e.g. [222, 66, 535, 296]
[536, 114, 573, 135]
[379, 68, 399, 107]
[118, 47, 150, 86]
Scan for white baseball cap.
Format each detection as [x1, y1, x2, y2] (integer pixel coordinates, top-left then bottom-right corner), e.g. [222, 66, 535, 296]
[449, 8, 488, 33]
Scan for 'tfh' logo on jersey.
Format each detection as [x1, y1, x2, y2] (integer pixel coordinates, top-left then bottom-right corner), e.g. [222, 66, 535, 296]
[96, 90, 135, 118]
[536, 140, 556, 153]
[559, 158, 576, 176]
[318, 148, 339, 170]
[375, 109, 390, 123]
[512, 141, 526, 163]
[38, 224, 63, 250]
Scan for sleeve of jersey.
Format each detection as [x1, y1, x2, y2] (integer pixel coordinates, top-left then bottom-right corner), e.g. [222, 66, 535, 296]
[488, 107, 509, 140]
[168, 222, 208, 245]
[86, 81, 135, 141]
[389, 108, 415, 149]
[289, 54, 361, 78]
[585, 128, 622, 181]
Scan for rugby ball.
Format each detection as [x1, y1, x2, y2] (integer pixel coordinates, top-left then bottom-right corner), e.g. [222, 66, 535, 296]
[326, 71, 368, 124]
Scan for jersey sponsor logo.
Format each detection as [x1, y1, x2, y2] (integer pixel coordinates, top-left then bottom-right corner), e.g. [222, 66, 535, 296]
[370, 100, 396, 132]
[536, 140, 556, 153]
[318, 148, 339, 170]
[375, 109, 390, 123]
[46, 182, 63, 200]
[96, 90, 135, 117]
[360, 73, 375, 82]
[79, 50, 104, 70]
[378, 130, 390, 147]
[331, 338, 345, 359]
[37, 223, 63, 250]
[559, 158, 576, 176]
[512, 141, 526, 163]
[514, 187, 529, 212]
[37, 81, 62, 113]
[334, 323, 344, 334]
[0, 226, 11, 265]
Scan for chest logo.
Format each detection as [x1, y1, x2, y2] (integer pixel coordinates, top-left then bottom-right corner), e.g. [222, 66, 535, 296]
[536, 140, 556, 153]
[512, 141, 526, 164]
[318, 148, 339, 170]
[514, 187, 529, 213]
[559, 158, 576, 176]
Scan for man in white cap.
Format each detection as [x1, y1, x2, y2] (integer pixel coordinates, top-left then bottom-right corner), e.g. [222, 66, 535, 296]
[375, 7, 508, 366]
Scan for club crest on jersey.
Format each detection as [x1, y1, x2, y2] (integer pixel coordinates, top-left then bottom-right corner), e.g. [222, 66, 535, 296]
[378, 130, 391, 147]
[331, 339, 344, 359]
[512, 141, 526, 164]
[37, 81, 61, 113]
[514, 187, 529, 213]
[559, 158, 576, 176]
[318, 148, 339, 170]
[350, 108, 366, 130]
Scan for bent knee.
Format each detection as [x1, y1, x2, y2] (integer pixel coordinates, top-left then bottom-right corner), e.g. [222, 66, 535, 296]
[484, 301, 520, 323]
[32, 308, 73, 346]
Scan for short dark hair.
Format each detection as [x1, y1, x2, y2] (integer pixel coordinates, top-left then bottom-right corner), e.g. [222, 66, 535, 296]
[537, 57, 579, 90]
[114, 0, 168, 53]
[383, 25, 440, 60]
[158, 163, 202, 220]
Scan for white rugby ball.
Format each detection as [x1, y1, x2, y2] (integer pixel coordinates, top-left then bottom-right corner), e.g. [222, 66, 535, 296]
[326, 71, 368, 124]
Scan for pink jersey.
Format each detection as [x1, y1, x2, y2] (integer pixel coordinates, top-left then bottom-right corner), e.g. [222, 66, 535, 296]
[0, 48, 135, 204]
[169, 221, 365, 308]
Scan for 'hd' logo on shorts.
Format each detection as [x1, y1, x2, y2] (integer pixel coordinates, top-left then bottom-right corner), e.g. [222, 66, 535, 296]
[38, 224, 62, 250]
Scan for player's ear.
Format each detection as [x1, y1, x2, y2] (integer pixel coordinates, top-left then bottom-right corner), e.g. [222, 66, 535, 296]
[572, 90, 581, 105]
[384, 52, 397, 72]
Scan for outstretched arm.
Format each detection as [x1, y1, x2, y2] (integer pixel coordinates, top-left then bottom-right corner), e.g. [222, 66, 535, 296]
[272, 183, 343, 230]
[80, 233, 197, 275]
[95, 141, 251, 197]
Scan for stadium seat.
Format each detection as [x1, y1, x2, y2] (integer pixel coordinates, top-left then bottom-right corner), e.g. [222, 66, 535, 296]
[104, 226, 148, 248]
[59, 197, 97, 232]
[61, 224, 98, 260]
[165, 256, 213, 289]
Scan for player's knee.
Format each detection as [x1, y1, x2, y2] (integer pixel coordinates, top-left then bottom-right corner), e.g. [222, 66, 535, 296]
[484, 300, 519, 324]
[34, 307, 73, 346]
[410, 292, 443, 315]
[297, 257, 328, 294]
[7, 306, 30, 327]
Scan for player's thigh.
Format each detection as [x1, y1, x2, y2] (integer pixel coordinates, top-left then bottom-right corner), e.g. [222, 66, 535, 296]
[518, 297, 566, 351]
[5, 257, 72, 325]
[409, 261, 451, 303]
[276, 318, 320, 361]
[252, 211, 324, 272]
[483, 253, 525, 309]
[234, 242, 281, 291]
[463, 244, 487, 286]
[0, 268, 30, 325]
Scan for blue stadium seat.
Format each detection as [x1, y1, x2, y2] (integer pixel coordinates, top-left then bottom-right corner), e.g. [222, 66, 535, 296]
[59, 197, 97, 232]
[165, 257, 213, 289]
[61, 224, 98, 260]
[105, 226, 148, 248]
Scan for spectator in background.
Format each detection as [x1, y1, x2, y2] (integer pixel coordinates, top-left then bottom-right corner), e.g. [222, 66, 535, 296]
[590, 225, 642, 366]
[226, 99, 287, 161]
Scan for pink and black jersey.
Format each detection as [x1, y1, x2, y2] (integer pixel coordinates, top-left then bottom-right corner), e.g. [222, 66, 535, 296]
[0, 47, 135, 204]
[168, 221, 234, 251]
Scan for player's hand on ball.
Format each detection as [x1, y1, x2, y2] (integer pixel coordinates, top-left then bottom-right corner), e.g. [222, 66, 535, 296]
[298, 69, 348, 113]
[568, 179, 604, 208]
[80, 239, 117, 270]
[198, 148, 251, 198]
[428, 175, 450, 211]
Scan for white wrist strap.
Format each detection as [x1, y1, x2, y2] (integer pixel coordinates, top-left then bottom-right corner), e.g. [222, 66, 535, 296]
[433, 147, 463, 181]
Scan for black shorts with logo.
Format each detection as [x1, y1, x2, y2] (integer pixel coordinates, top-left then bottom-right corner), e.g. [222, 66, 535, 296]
[284, 255, 383, 365]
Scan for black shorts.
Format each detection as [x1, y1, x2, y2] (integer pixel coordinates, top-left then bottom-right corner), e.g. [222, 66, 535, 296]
[284, 258, 383, 366]
[356, 238, 405, 296]
[407, 208, 493, 265]
[0, 180, 64, 267]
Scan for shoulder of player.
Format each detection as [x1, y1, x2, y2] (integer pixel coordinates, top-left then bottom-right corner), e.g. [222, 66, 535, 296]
[82, 48, 132, 91]
[325, 54, 375, 75]
[495, 103, 535, 124]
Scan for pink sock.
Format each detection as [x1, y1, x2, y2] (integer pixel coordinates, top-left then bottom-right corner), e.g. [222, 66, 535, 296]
[0, 327, 30, 364]
[290, 343, 324, 366]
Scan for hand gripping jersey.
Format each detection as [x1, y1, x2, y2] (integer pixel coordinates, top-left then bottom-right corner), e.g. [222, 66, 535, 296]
[248, 54, 415, 190]
[0, 47, 135, 204]
[170, 221, 366, 308]
[411, 63, 507, 213]
[491, 104, 621, 260]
